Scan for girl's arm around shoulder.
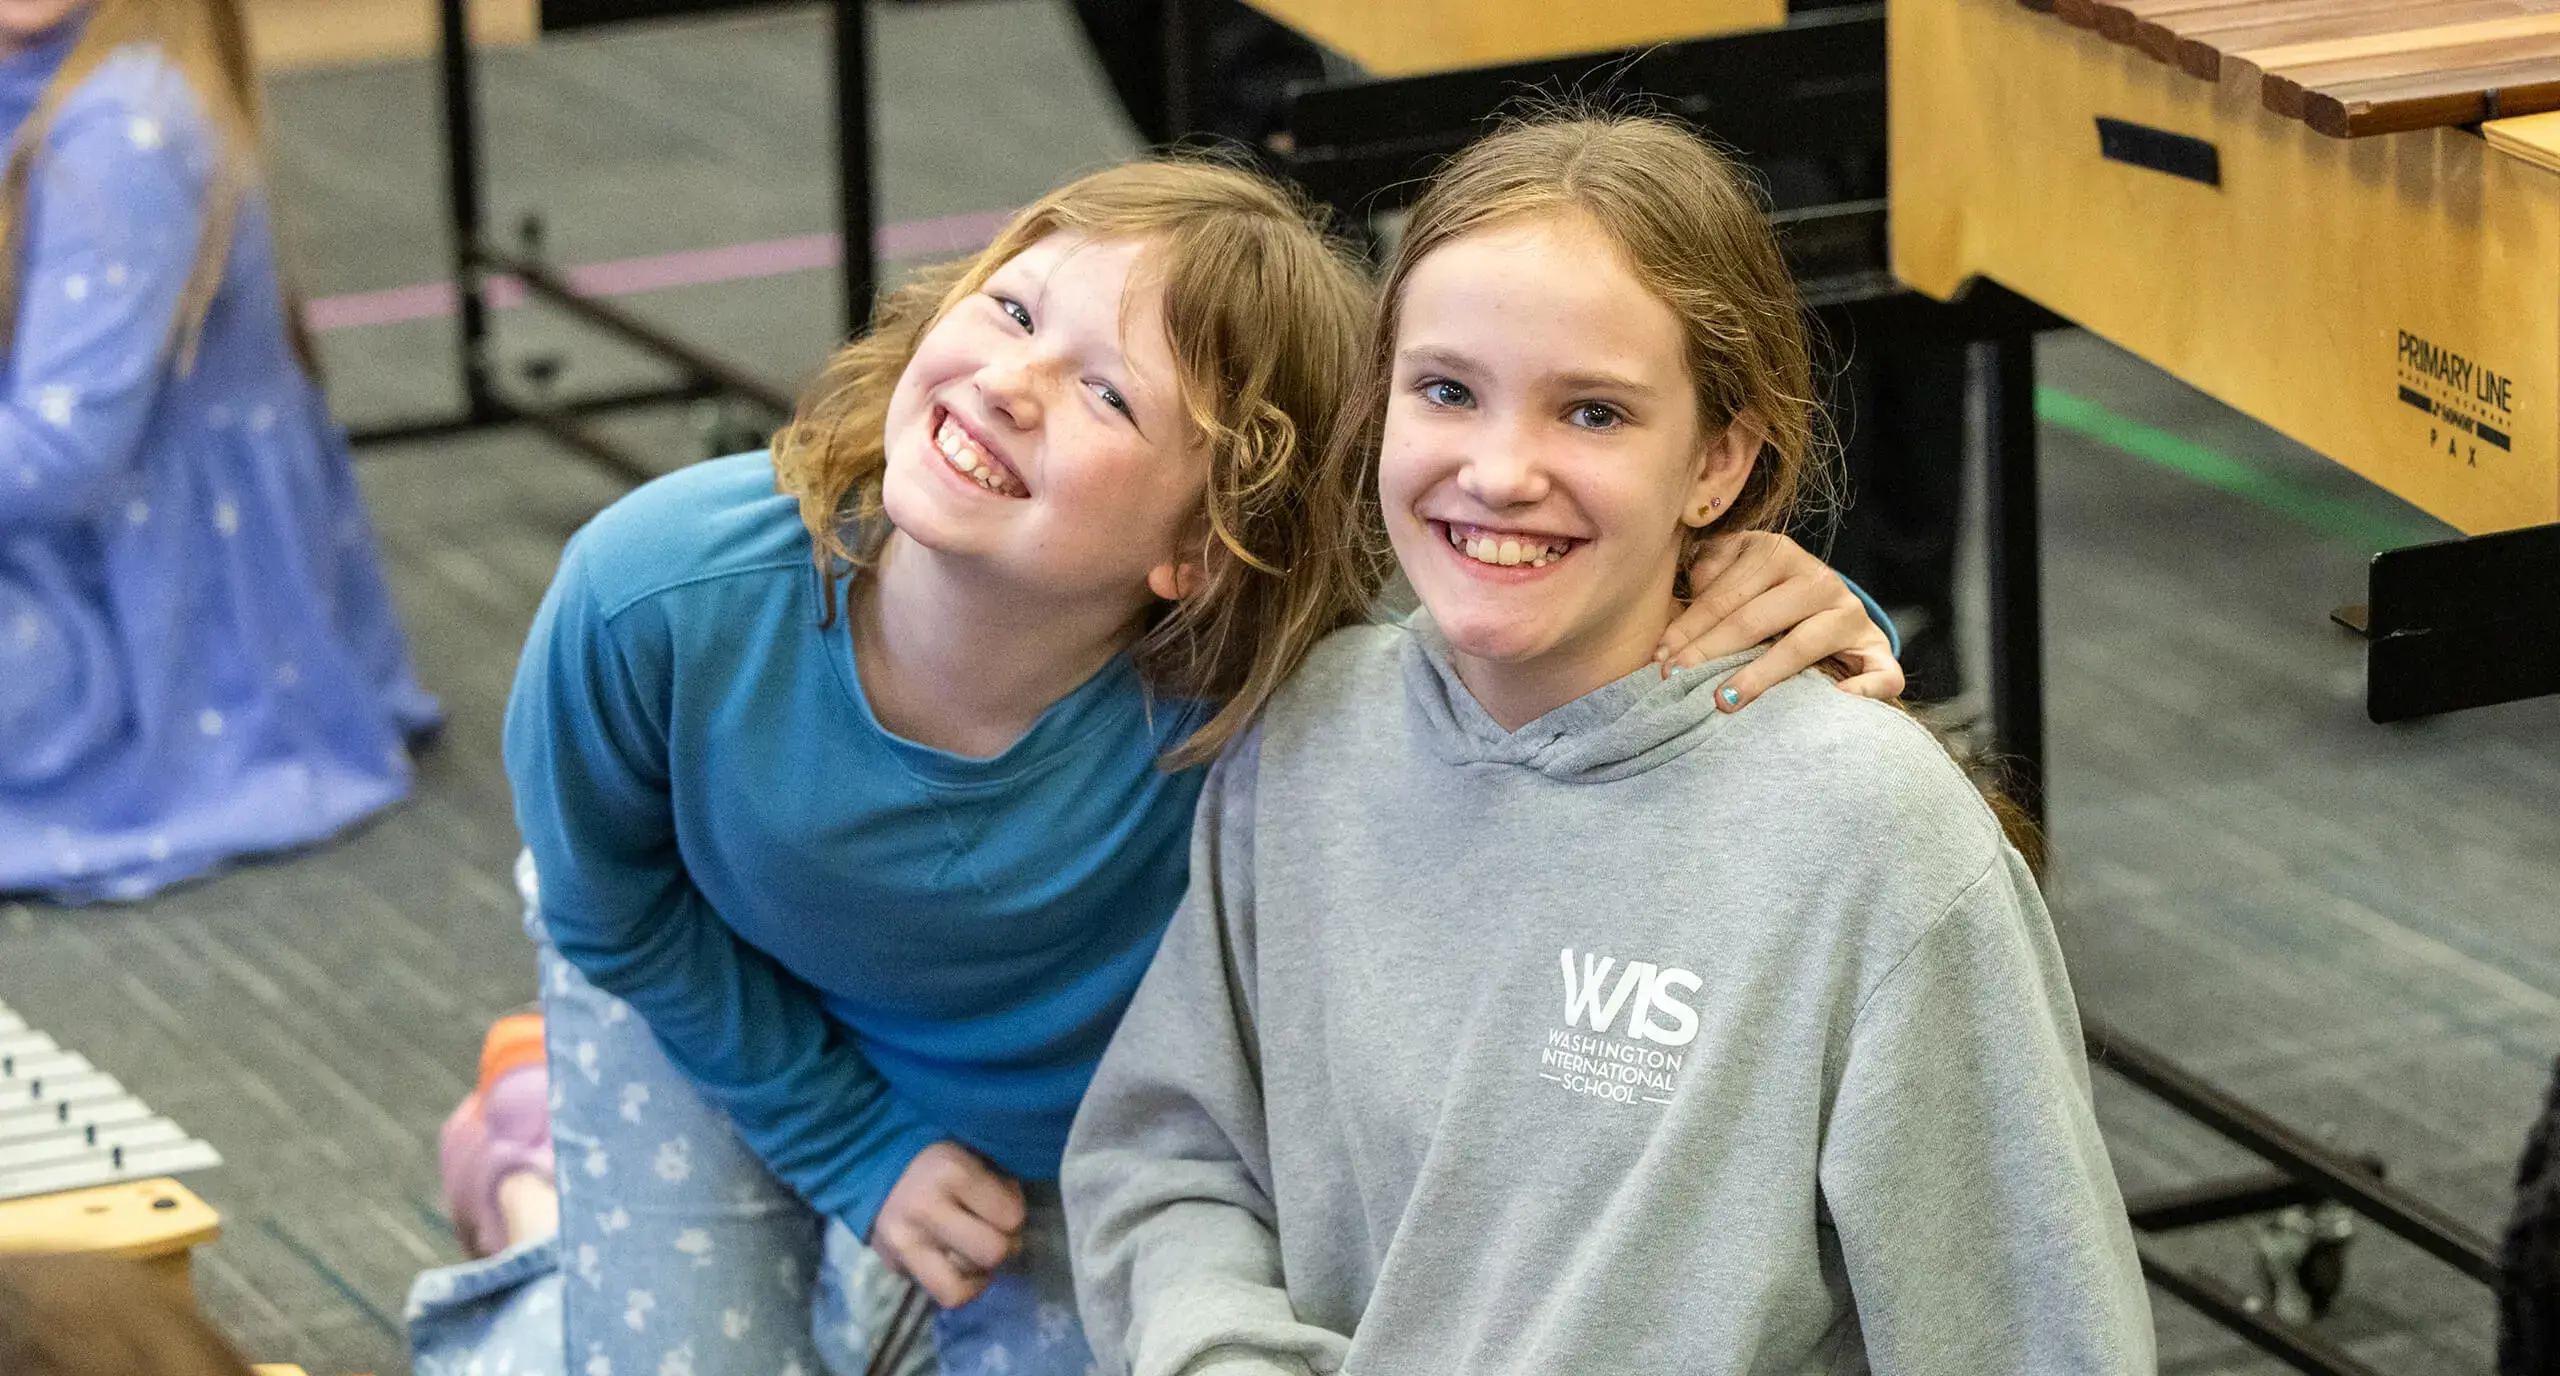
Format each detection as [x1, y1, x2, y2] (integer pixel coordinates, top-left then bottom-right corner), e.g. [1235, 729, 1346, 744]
[1063, 730, 1348, 1376]
[0, 59, 216, 531]
[1816, 847, 2156, 1375]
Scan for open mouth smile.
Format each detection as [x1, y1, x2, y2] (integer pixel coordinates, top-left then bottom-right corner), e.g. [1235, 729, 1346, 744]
[1434, 520, 1581, 571]
[932, 406, 1028, 498]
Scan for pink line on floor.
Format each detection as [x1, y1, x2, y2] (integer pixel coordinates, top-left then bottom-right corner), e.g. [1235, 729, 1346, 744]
[302, 207, 1018, 334]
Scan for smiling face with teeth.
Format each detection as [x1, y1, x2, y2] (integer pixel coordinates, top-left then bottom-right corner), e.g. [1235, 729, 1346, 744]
[880, 232, 1208, 606]
[1378, 211, 1760, 730]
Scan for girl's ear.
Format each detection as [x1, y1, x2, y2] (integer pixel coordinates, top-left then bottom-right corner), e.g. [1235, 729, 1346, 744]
[1682, 407, 1767, 529]
[1147, 560, 1203, 602]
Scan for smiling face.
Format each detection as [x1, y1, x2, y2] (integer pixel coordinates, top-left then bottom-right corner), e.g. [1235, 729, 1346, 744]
[880, 232, 1205, 606]
[1379, 211, 1758, 727]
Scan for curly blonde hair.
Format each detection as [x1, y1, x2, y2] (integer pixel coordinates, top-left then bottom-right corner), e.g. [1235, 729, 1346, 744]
[770, 156, 1379, 769]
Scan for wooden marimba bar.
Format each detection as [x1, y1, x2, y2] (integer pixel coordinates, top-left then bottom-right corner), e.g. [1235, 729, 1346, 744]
[2031, 0, 2560, 137]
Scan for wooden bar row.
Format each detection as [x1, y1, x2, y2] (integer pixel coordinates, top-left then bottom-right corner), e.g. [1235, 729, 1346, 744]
[2016, 0, 2560, 136]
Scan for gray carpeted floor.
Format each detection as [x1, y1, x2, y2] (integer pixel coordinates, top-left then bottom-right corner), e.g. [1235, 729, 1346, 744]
[0, 5, 2553, 1373]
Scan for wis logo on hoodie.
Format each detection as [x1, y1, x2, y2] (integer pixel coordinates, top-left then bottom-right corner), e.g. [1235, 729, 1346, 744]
[1539, 948, 1699, 1107]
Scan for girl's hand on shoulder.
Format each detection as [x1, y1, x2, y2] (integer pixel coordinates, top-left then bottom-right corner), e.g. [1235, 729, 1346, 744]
[871, 1141, 1027, 1307]
[1659, 531, 1906, 710]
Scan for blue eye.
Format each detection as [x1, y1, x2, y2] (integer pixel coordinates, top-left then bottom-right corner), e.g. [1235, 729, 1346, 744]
[996, 296, 1032, 330]
[1420, 378, 1473, 408]
[1093, 382, 1132, 418]
[1570, 401, 1625, 430]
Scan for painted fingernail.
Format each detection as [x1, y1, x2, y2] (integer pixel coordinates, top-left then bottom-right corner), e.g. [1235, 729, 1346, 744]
[1718, 686, 1741, 708]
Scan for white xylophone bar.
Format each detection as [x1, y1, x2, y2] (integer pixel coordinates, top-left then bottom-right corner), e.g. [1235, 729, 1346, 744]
[0, 999, 221, 1202]
[0, 1096, 153, 1147]
[0, 1139, 224, 1201]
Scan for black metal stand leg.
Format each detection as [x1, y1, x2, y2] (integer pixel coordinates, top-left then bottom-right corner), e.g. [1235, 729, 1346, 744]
[2139, 1247, 2390, 1376]
[834, 0, 876, 333]
[436, 0, 498, 421]
[2089, 1020, 2500, 1283]
[1983, 331, 2047, 823]
[373, 0, 821, 477]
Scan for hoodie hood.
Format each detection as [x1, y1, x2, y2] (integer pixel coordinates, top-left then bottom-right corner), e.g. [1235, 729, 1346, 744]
[1398, 612, 1759, 784]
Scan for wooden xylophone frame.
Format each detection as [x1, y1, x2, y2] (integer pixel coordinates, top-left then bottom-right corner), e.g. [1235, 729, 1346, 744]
[1242, 4, 2509, 1371]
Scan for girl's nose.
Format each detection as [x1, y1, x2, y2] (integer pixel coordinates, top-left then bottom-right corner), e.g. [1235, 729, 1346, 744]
[1457, 426, 1549, 508]
[976, 355, 1046, 431]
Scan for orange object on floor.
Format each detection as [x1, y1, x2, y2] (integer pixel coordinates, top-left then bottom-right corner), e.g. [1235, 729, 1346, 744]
[477, 1012, 546, 1093]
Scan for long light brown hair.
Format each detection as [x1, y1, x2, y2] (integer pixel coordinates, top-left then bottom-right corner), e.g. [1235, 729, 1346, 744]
[771, 156, 1382, 770]
[0, 0, 309, 374]
[1332, 111, 2042, 865]
[1321, 109, 1839, 577]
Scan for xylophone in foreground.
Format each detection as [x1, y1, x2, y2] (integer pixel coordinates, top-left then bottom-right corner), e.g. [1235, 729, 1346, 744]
[0, 996, 223, 1303]
[0, 996, 222, 1202]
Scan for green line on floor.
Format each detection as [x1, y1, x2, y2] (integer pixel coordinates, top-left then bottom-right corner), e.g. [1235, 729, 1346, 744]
[2035, 386, 2443, 552]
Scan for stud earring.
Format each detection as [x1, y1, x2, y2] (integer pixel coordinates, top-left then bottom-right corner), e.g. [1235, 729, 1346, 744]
[1694, 496, 1724, 521]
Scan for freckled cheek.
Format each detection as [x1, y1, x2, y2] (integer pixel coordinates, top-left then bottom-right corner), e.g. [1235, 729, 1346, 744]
[1040, 434, 1154, 516]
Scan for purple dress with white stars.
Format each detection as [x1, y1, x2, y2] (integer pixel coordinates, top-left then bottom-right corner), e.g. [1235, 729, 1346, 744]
[0, 25, 440, 902]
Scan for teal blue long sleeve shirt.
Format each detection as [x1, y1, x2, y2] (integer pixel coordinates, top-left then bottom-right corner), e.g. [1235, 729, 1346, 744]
[503, 453, 1203, 1237]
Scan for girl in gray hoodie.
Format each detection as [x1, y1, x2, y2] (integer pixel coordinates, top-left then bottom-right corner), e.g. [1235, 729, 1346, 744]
[1061, 112, 2155, 1376]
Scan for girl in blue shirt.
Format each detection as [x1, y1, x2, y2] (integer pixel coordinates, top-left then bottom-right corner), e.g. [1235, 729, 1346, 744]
[413, 158, 1902, 1376]
[0, 0, 440, 902]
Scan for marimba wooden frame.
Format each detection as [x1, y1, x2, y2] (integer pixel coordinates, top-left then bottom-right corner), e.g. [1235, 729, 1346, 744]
[1254, 7, 2510, 1371]
[1895, 0, 2560, 538]
[343, 0, 884, 479]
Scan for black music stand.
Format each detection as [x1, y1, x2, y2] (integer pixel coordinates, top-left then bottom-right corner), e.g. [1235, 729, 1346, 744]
[345, 0, 879, 482]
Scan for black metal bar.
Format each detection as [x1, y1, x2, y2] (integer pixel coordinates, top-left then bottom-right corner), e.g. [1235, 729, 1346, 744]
[505, 399, 662, 487]
[2125, 1166, 2379, 1234]
[2089, 1019, 2501, 1283]
[472, 247, 796, 415]
[435, 0, 498, 420]
[1983, 330, 2047, 823]
[832, 0, 875, 333]
[2139, 1245, 2390, 1376]
[345, 379, 724, 450]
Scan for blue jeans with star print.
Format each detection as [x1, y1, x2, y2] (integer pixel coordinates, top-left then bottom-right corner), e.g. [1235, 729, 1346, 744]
[404, 857, 1096, 1376]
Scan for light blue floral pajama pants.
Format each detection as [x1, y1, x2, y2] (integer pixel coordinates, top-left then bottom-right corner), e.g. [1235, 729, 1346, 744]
[406, 858, 1096, 1376]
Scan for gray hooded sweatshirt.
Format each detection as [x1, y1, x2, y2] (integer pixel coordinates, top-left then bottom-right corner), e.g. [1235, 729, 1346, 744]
[1062, 618, 2154, 1376]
